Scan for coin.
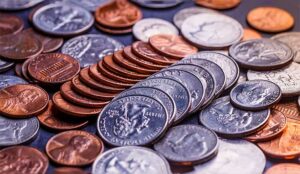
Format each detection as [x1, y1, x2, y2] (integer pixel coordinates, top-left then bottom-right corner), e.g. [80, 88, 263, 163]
[133, 18, 179, 42]
[265, 163, 300, 174]
[0, 84, 49, 118]
[154, 125, 218, 165]
[246, 109, 287, 142]
[230, 80, 282, 110]
[22, 58, 38, 83]
[95, 23, 133, 34]
[0, 146, 48, 174]
[229, 39, 293, 70]
[0, 59, 14, 73]
[65, 0, 108, 12]
[131, 0, 183, 8]
[181, 13, 243, 49]
[28, 53, 80, 85]
[61, 34, 124, 68]
[200, 96, 270, 137]
[0, 75, 27, 89]
[46, 130, 104, 166]
[242, 28, 262, 41]
[97, 95, 168, 146]
[247, 62, 300, 97]
[0, 0, 44, 10]
[14, 63, 23, 77]
[33, 3, 94, 36]
[194, 0, 241, 10]
[0, 14, 23, 36]
[134, 77, 191, 124]
[247, 7, 294, 33]
[53, 167, 87, 174]
[237, 70, 247, 84]
[92, 146, 172, 174]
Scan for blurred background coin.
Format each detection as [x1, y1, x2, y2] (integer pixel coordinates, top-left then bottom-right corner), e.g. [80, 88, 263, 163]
[131, 0, 183, 8]
[0, 0, 44, 10]
[0, 75, 27, 89]
[195, 0, 241, 10]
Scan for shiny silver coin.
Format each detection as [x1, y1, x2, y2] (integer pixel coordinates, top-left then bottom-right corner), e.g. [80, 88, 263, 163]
[247, 62, 300, 97]
[65, 0, 108, 12]
[133, 18, 179, 42]
[154, 125, 218, 165]
[184, 139, 265, 174]
[0, 115, 39, 146]
[181, 13, 243, 49]
[0, 75, 28, 90]
[237, 71, 247, 84]
[229, 39, 293, 70]
[32, 3, 94, 37]
[0, 0, 44, 10]
[97, 95, 168, 146]
[92, 146, 172, 174]
[131, 0, 183, 9]
[61, 34, 124, 68]
[200, 96, 270, 138]
[0, 59, 14, 73]
[230, 80, 282, 110]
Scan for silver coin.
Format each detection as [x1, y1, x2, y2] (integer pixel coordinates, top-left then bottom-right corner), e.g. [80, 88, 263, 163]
[237, 71, 247, 84]
[92, 146, 172, 174]
[230, 80, 282, 110]
[181, 13, 243, 49]
[0, 75, 28, 90]
[0, 0, 44, 10]
[97, 95, 168, 146]
[0, 115, 39, 146]
[200, 96, 270, 137]
[229, 39, 294, 70]
[154, 125, 218, 165]
[32, 3, 94, 36]
[272, 32, 300, 63]
[131, 0, 183, 9]
[184, 139, 265, 174]
[65, 0, 108, 12]
[61, 34, 124, 68]
[133, 18, 179, 42]
[247, 62, 300, 97]
[0, 59, 14, 73]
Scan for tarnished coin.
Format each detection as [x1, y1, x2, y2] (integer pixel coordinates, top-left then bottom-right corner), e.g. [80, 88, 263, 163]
[0, 146, 48, 174]
[194, 0, 241, 10]
[247, 7, 294, 33]
[265, 163, 300, 174]
[229, 39, 293, 70]
[131, 0, 183, 8]
[97, 95, 168, 146]
[92, 146, 171, 174]
[0, 0, 44, 10]
[242, 28, 262, 41]
[33, 3, 94, 36]
[54, 167, 87, 174]
[46, 130, 104, 166]
[0, 84, 49, 118]
[247, 62, 300, 97]
[0, 75, 27, 89]
[65, 0, 108, 12]
[62, 34, 123, 68]
[154, 125, 218, 165]
[230, 80, 282, 110]
[0, 59, 14, 73]
[133, 18, 179, 42]
[14, 63, 23, 77]
[181, 13, 243, 49]
[200, 96, 270, 137]
[0, 14, 23, 36]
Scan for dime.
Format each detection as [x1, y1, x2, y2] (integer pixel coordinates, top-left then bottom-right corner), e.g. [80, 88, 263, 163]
[61, 34, 124, 68]
[0, 59, 14, 73]
[181, 13, 243, 48]
[0, 84, 49, 118]
[229, 39, 293, 70]
[98, 95, 168, 146]
[33, 3, 94, 36]
[131, 0, 183, 8]
[265, 163, 300, 174]
[92, 146, 171, 174]
[53, 167, 87, 174]
[230, 80, 282, 110]
[0, 146, 48, 174]
[133, 18, 179, 42]
[247, 62, 300, 97]
[0, 0, 44, 10]
[154, 125, 218, 165]
[46, 130, 104, 166]
[247, 7, 294, 33]
[200, 96, 270, 137]
[195, 0, 241, 10]
[0, 75, 27, 90]
[65, 0, 108, 12]
[242, 28, 262, 41]
[0, 14, 23, 36]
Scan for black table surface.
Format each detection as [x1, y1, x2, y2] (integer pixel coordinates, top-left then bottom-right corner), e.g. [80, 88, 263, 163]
[1, 0, 300, 173]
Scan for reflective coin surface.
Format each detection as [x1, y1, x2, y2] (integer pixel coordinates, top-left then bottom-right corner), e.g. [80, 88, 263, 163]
[237, 71, 247, 84]
[0, 14, 23, 35]
[265, 163, 300, 174]
[200, 96, 270, 137]
[131, 0, 183, 8]
[0, 75, 27, 89]
[66, 0, 108, 12]
[0, 59, 14, 73]
[0, 0, 44, 10]
[194, 0, 241, 10]
[242, 28, 262, 41]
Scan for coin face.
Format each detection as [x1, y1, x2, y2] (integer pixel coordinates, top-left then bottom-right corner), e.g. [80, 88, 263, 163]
[0, 0, 44, 10]
[33, 3, 94, 36]
[131, 0, 183, 8]
[154, 125, 218, 165]
[62, 34, 123, 68]
[181, 13, 243, 48]
[53, 167, 87, 174]
[247, 62, 300, 97]
[229, 39, 293, 70]
[133, 18, 179, 42]
[200, 96, 270, 137]
[66, 0, 108, 12]
[265, 163, 300, 174]
[92, 146, 171, 174]
[242, 28, 262, 41]
[46, 130, 104, 166]
[0, 75, 27, 89]
[195, 0, 241, 10]
[230, 80, 282, 110]
[0, 14, 23, 35]
[247, 7, 294, 33]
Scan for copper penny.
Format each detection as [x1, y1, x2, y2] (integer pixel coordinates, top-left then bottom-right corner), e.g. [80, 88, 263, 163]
[21, 58, 38, 83]
[28, 5, 43, 23]
[95, 23, 132, 34]
[265, 163, 300, 174]
[242, 28, 262, 41]
[195, 0, 241, 10]
[61, 81, 109, 108]
[95, 0, 142, 28]
[28, 53, 80, 84]
[247, 7, 294, 33]
[14, 63, 23, 78]
[46, 130, 104, 166]
[0, 14, 24, 36]
[149, 34, 198, 59]
[0, 84, 49, 118]
[0, 146, 48, 174]
[53, 167, 87, 174]
[37, 100, 89, 131]
[246, 109, 287, 142]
